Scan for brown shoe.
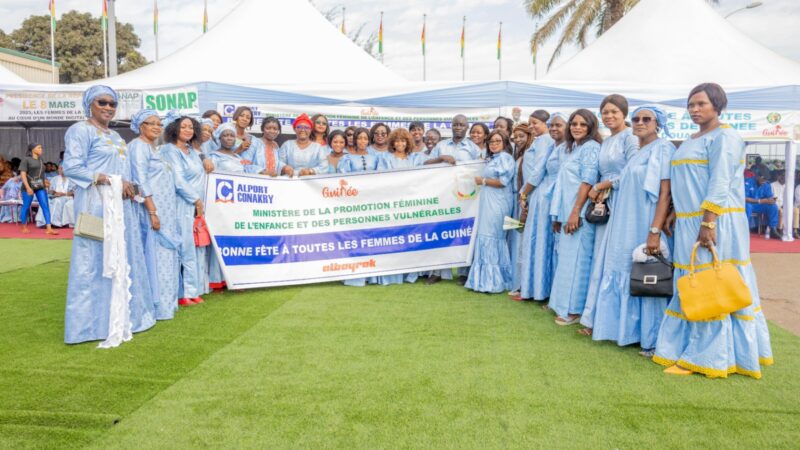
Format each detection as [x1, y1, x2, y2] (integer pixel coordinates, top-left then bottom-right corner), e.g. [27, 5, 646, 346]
[425, 275, 442, 285]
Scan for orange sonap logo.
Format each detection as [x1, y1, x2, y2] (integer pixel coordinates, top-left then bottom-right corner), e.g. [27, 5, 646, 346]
[322, 179, 359, 198]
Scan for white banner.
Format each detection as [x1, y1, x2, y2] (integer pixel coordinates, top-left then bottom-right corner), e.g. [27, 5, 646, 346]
[0, 89, 142, 121]
[217, 102, 498, 137]
[204, 162, 485, 289]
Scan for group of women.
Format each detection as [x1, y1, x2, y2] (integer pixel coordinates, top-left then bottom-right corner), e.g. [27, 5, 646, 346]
[63, 83, 773, 379]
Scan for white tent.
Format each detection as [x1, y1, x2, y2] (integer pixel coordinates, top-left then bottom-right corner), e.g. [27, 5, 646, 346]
[96, 0, 403, 89]
[542, 0, 800, 100]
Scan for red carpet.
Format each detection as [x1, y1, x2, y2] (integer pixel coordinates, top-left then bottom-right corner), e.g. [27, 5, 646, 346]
[0, 223, 797, 253]
[0, 223, 73, 240]
[749, 233, 800, 253]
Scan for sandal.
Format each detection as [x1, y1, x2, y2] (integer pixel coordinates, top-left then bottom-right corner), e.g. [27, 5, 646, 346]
[577, 328, 592, 336]
[555, 316, 580, 326]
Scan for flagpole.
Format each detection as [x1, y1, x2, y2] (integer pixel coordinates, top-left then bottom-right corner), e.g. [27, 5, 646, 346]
[102, 0, 108, 78]
[498, 22, 502, 81]
[379, 11, 384, 64]
[533, 21, 538, 81]
[461, 16, 466, 82]
[108, 0, 117, 76]
[203, 0, 208, 33]
[341, 6, 346, 34]
[422, 14, 426, 81]
[50, 1, 56, 83]
[154, 0, 159, 61]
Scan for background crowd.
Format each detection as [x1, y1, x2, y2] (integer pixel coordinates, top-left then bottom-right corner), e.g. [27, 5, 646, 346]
[38, 82, 778, 379]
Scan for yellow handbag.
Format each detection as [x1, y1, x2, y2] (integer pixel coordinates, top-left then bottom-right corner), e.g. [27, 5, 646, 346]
[677, 243, 752, 321]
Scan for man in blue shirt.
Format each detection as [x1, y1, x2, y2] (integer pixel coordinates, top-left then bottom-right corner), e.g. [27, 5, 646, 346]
[746, 174, 780, 238]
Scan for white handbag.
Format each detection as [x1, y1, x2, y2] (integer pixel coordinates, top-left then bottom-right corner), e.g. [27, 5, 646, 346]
[74, 187, 104, 241]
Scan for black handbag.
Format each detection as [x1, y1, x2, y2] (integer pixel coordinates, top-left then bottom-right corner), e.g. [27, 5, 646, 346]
[29, 162, 45, 191]
[629, 252, 674, 298]
[584, 200, 610, 224]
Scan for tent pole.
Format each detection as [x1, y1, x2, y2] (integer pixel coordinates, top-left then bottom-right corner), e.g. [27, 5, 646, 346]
[783, 140, 796, 241]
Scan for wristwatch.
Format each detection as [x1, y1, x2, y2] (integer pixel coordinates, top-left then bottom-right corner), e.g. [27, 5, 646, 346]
[700, 221, 717, 229]
[649, 227, 660, 234]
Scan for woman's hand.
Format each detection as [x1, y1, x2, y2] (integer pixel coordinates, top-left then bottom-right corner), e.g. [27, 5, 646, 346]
[519, 209, 528, 224]
[150, 214, 161, 231]
[474, 176, 483, 186]
[261, 170, 278, 177]
[646, 232, 661, 255]
[240, 139, 251, 151]
[552, 221, 562, 234]
[282, 166, 295, 177]
[587, 186, 599, 202]
[122, 181, 136, 199]
[25, 187, 33, 196]
[202, 159, 215, 174]
[441, 155, 456, 165]
[662, 211, 676, 237]
[195, 201, 204, 217]
[94, 174, 111, 186]
[565, 210, 582, 234]
[298, 168, 314, 177]
[697, 226, 716, 249]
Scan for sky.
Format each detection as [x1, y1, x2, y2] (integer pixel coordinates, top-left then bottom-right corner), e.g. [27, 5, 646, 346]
[0, 0, 797, 82]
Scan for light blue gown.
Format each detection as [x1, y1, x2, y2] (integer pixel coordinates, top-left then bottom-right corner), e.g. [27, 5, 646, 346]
[465, 152, 515, 293]
[519, 136, 557, 300]
[581, 129, 638, 322]
[548, 140, 601, 320]
[207, 150, 246, 287]
[279, 140, 328, 174]
[63, 122, 156, 343]
[129, 139, 188, 320]
[0, 177, 22, 223]
[580, 138, 674, 349]
[200, 139, 217, 155]
[654, 126, 773, 379]
[161, 144, 206, 299]
[337, 152, 379, 173]
[370, 153, 421, 285]
[507, 154, 525, 292]
[242, 138, 284, 176]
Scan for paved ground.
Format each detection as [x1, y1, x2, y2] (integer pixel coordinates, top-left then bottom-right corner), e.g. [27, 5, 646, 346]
[752, 253, 800, 336]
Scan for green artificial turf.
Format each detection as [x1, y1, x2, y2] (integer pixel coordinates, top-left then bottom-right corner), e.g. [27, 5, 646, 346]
[0, 240, 799, 449]
[0, 239, 72, 273]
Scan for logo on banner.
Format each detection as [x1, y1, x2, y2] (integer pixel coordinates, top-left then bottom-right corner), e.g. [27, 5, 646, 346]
[767, 112, 782, 124]
[222, 104, 236, 116]
[322, 179, 359, 198]
[216, 178, 235, 203]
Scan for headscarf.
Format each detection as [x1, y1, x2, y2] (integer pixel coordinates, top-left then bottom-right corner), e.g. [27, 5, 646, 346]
[512, 123, 533, 153]
[199, 118, 214, 128]
[213, 122, 236, 143]
[130, 109, 159, 134]
[82, 85, 118, 118]
[546, 112, 567, 127]
[292, 113, 313, 130]
[162, 110, 183, 130]
[631, 105, 672, 138]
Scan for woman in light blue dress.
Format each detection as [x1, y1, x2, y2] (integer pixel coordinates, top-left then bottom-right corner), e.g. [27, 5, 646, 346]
[465, 129, 516, 294]
[369, 129, 421, 285]
[206, 123, 246, 289]
[0, 175, 22, 223]
[326, 130, 347, 174]
[653, 83, 773, 379]
[129, 109, 194, 318]
[507, 123, 534, 295]
[367, 122, 391, 154]
[338, 128, 379, 174]
[580, 95, 639, 331]
[578, 106, 674, 353]
[243, 116, 284, 177]
[548, 109, 602, 325]
[279, 113, 329, 176]
[160, 114, 209, 305]
[62, 85, 156, 344]
[231, 106, 257, 158]
[517, 111, 557, 301]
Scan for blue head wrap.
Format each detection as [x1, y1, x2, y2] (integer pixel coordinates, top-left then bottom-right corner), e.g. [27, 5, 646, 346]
[213, 122, 236, 142]
[130, 109, 159, 134]
[546, 112, 567, 127]
[200, 118, 214, 128]
[631, 105, 672, 138]
[82, 85, 118, 118]
[162, 110, 183, 130]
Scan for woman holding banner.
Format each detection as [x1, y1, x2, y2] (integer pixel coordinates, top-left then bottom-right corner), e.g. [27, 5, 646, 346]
[311, 114, 330, 147]
[245, 117, 284, 177]
[161, 113, 210, 306]
[62, 85, 156, 344]
[338, 128, 379, 174]
[279, 113, 328, 177]
[326, 130, 347, 174]
[464, 129, 516, 294]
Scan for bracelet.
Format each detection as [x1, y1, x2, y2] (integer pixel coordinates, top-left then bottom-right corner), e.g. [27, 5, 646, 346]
[148, 211, 158, 216]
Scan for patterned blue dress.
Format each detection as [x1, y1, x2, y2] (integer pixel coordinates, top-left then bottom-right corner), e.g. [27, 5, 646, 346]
[548, 140, 601, 319]
[279, 140, 328, 174]
[63, 122, 156, 343]
[129, 139, 191, 320]
[338, 152, 379, 173]
[580, 138, 674, 349]
[507, 153, 525, 292]
[207, 151, 246, 287]
[161, 144, 205, 299]
[653, 126, 773, 378]
[581, 129, 638, 324]
[518, 135, 556, 299]
[465, 152, 516, 293]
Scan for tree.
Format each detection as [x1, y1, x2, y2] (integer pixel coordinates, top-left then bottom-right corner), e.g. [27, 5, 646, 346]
[0, 30, 12, 49]
[312, 2, 379, 58]
[526, 0, 717, 70]
[8, 11, 147, 83]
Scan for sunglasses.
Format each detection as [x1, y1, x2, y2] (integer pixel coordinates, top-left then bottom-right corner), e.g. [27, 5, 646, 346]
[315, 120, 328, 125]
[96, 100, 118, 108]
[345, 132, 354, 137]
[142, 121, 162, 128]
[632, 116, 655, 124]
[295, 125, 311, 131]
[374, 131, 387, 136]
[570, 122, 588, 128]
[489, 139, 504, 144]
